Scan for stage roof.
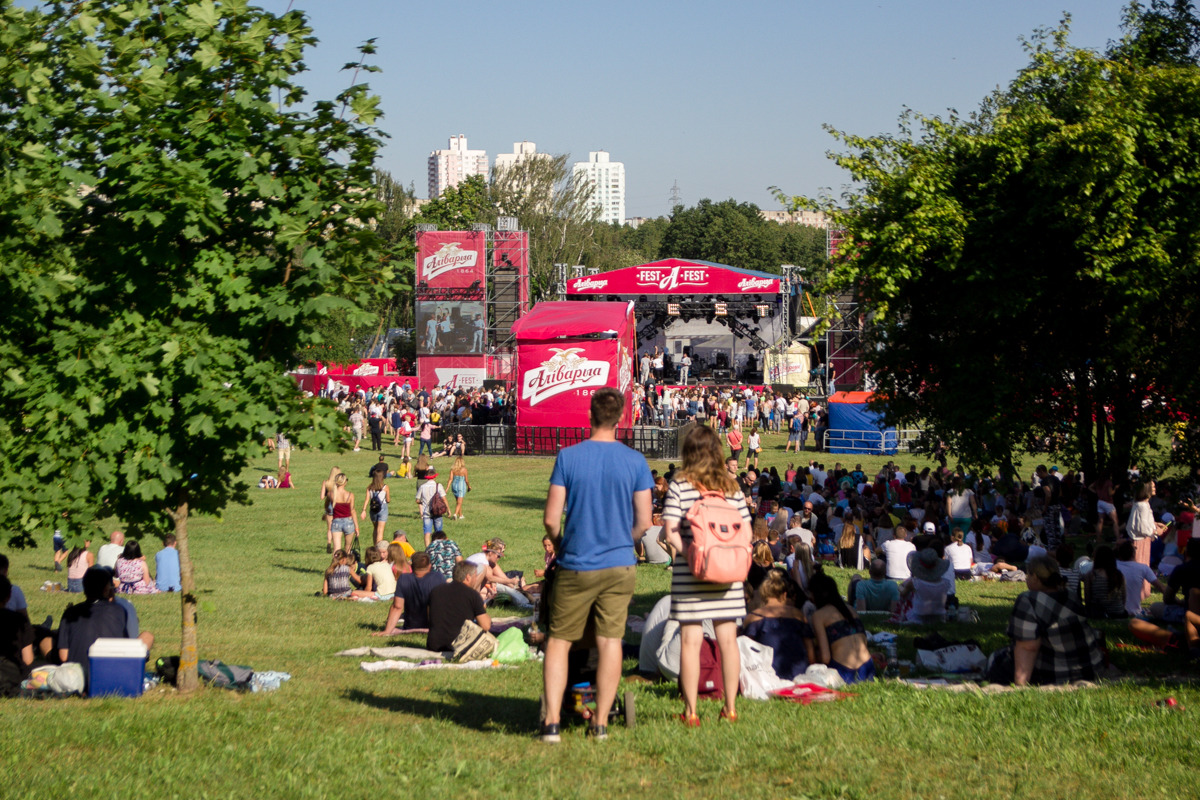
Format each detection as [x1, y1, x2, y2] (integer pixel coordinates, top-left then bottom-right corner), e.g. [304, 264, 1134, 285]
[511, 300, 633, 340]
[566, 258, 782, 296]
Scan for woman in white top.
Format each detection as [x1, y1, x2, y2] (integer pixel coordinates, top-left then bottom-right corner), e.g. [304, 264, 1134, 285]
[945, 530, 974, 578]
[746, 426, 761, 470]
[1126, 480, 1166, 568]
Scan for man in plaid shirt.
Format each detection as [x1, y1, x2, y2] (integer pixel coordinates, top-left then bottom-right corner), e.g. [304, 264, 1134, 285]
[1004, 556, 1105, 685]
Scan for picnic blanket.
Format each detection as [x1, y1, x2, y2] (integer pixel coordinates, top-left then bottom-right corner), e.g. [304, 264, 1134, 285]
[336, 646, 444, 660]
[898, 678, 1101, 693]
[359, 659, 504, 673]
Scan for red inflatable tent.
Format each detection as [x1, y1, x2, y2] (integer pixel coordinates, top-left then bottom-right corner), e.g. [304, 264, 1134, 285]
[511, 301, 636, 428]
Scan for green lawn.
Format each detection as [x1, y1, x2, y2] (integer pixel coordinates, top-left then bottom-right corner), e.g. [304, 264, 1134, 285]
[4, 433, 1196, 800]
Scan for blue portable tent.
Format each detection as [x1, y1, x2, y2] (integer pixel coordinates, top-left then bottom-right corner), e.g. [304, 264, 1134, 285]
[825, 392, 897, 455]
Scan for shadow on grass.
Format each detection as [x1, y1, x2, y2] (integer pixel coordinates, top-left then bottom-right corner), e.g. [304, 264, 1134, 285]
[345, 687, 539, 733]
[274, 548, 318, 554]
[499, 494, 552, 511]
[273, 563, 321, 575]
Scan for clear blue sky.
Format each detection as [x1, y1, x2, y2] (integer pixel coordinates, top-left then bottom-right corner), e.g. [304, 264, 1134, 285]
[261, 0, 1133, 218]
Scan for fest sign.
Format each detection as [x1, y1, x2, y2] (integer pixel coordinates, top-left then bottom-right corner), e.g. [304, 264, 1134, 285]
[566, 259, 780, 295]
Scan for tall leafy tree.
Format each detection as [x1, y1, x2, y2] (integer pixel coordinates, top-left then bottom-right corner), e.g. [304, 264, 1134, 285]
[0, 0, 396, 690]
[777, 6, 1200, 480]
[490, 154, 599, 297]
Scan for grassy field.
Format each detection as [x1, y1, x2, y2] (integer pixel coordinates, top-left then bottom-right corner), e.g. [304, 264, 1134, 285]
[4, 431, 1197, 800]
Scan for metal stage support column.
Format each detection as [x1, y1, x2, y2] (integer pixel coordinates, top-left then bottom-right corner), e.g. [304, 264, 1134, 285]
[824, 228, 862, 393]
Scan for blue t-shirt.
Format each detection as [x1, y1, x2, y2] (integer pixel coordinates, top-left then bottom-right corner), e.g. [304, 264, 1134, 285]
[156, 547, 181, 592]
[549, 440, 654, 571]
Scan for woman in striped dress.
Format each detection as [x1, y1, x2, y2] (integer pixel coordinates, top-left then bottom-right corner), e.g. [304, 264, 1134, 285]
[662, 425, 752, 726]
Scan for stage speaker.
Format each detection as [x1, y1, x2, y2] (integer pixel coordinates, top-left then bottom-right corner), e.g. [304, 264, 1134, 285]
[490, 276, 521, 332]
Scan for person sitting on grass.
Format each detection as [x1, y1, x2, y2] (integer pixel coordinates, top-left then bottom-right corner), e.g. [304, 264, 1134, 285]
[478, 539, 533, 610]
[347, 546, 393, 601]
[808, 569, 875, 684]
[1115, 539, 1165, 618]
[986, 555, 1105, 686]
[426, 560, 491, 652]
[741, 568, 815, 680]
[321, 549, 361, 599]
[424, 529, 462, 582]
[1084, 544, 1127, 619]
[58, 567, 154, 690]
[854, 559, 901, 613]
[374, 552, 444, 635]
[0, 576, 33, 696]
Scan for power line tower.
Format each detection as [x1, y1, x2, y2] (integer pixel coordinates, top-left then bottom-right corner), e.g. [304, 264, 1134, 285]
[669, 180, 682, 211]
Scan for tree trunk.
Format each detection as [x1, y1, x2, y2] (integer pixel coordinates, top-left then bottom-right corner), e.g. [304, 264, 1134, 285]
[172, 496, 199, 693]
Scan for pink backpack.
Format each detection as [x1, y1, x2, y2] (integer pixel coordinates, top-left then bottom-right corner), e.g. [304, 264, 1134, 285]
[685, 491, 751, 583]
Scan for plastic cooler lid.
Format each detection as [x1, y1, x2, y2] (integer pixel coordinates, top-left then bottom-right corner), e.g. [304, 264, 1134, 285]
[88, 638, 148, 659]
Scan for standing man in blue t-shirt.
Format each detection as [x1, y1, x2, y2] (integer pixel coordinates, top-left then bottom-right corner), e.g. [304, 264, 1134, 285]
[540, 387, 653, 743]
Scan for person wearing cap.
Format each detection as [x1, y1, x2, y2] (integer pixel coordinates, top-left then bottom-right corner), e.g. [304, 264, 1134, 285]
[899, 548, 954, 623]
[881, 525, 917, 581]
[987, 555, 1104, 686]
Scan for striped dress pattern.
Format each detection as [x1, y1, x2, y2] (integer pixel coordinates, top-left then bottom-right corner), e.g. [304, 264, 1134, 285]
[664, 478, 751, 622]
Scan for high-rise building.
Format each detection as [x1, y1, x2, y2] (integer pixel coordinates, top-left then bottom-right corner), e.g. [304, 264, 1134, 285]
[427, 135, 489, 199]
[572, 151, 625, 225]
[493, 141, 547, 173]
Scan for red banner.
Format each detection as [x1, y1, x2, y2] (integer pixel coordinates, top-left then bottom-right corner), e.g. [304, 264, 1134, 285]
[513, 301, 636, 427]
[418, 355, 487, 392]
[416, 230, 486, 292]
[566, 258, 780, 296]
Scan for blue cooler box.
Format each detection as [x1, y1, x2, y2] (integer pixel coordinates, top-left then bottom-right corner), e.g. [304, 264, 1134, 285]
[88, 638, 148, 697]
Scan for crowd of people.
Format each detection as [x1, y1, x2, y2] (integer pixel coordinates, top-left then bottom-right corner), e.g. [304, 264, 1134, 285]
[7, 373, 1199, 733]
[630, 383, 829, 446]
[1, 542, 165, 696]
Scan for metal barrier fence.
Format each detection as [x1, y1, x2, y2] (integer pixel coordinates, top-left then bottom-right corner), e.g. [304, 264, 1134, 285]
[822, 428, 899, 455]
[441, 423, 689, 461]
[895, 429, 923, 453]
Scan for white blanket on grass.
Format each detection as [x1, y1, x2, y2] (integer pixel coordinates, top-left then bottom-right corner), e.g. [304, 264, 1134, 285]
[359, 659, 504, 673]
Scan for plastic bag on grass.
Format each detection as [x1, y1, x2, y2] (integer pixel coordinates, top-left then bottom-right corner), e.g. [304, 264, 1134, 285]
[493, 627, 529, 663]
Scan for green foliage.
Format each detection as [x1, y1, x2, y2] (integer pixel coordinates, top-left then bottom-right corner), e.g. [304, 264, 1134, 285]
[659, 199, 827, 275]
[778, 8, 1200, 479]
[490, 153, 601, 297]
[1110, 0, 1200, 66]
[416, 175, 492, 230]
[0, 0, 395, 545]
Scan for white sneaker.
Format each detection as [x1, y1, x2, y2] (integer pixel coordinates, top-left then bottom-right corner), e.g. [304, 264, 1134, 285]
[353, 447, 361, 452]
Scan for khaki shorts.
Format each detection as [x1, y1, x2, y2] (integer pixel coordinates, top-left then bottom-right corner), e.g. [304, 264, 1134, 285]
[548, 566, 636, 641]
